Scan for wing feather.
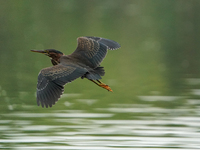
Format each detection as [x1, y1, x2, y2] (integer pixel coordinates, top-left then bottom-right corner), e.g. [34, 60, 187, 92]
[85, 36, 121, 50]
[36, 64, 87, 108]
[71, 36, 120, 68]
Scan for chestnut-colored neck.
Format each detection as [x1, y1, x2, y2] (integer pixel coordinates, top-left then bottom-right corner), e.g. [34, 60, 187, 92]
[49, 52, 63, 65]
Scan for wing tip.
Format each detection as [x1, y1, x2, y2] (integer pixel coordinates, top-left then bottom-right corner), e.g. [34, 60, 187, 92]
[107, 44, 121, 50]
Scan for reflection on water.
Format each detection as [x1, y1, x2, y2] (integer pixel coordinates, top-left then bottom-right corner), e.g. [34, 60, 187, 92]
[1, 94, 200, 149]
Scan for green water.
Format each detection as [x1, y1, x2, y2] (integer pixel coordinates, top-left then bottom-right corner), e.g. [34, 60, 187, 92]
[0, 0, 200, 149]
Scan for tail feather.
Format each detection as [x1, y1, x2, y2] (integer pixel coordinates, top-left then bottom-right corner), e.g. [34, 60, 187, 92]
[94, 67, 105, 76]
[84, 67, 105, 80]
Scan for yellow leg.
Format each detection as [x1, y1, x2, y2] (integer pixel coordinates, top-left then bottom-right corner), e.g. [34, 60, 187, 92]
[89, 79, 113, 92]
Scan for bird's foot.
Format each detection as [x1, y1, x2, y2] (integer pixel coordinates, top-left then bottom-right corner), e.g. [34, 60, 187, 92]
[90, 79, 113, 92]
[99, 83, 113, 92]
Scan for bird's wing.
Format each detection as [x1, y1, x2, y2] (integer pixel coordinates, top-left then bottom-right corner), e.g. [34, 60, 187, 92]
[36, 64, 87, 108]
[71, 36, 120, 68]
[85, 36, 121, 50]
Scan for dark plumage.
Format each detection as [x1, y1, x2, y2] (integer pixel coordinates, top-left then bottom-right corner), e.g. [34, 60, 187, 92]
[31, 36, 120, 108]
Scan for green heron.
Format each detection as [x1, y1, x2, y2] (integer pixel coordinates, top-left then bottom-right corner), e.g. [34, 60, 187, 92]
[31, 36, 120, 108]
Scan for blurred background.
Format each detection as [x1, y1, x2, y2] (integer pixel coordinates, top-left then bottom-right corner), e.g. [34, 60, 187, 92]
[0, 0, 200, 149]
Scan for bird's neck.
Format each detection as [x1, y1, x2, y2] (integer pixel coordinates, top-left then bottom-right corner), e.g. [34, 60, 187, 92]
[51, 59, 60, 66]
[49, 53, 63, 66]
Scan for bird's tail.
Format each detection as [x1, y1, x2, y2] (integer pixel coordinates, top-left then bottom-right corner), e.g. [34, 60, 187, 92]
[85, 67, 105, 80]
[94, 67, 105, 76]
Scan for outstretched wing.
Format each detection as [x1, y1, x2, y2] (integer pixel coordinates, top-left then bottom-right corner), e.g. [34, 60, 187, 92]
[85, 36, 121, 50]
[71, 36, 120, 68]
[36, 64, 87, 108]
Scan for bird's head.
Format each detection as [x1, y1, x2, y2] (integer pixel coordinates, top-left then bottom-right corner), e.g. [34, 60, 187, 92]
[31, 49, 64, 65]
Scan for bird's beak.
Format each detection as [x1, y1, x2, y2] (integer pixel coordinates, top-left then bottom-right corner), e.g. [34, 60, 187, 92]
[31, 50, 48, 54]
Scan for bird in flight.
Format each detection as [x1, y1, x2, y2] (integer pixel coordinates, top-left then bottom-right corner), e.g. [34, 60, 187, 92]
[31, 36, 120, 108]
